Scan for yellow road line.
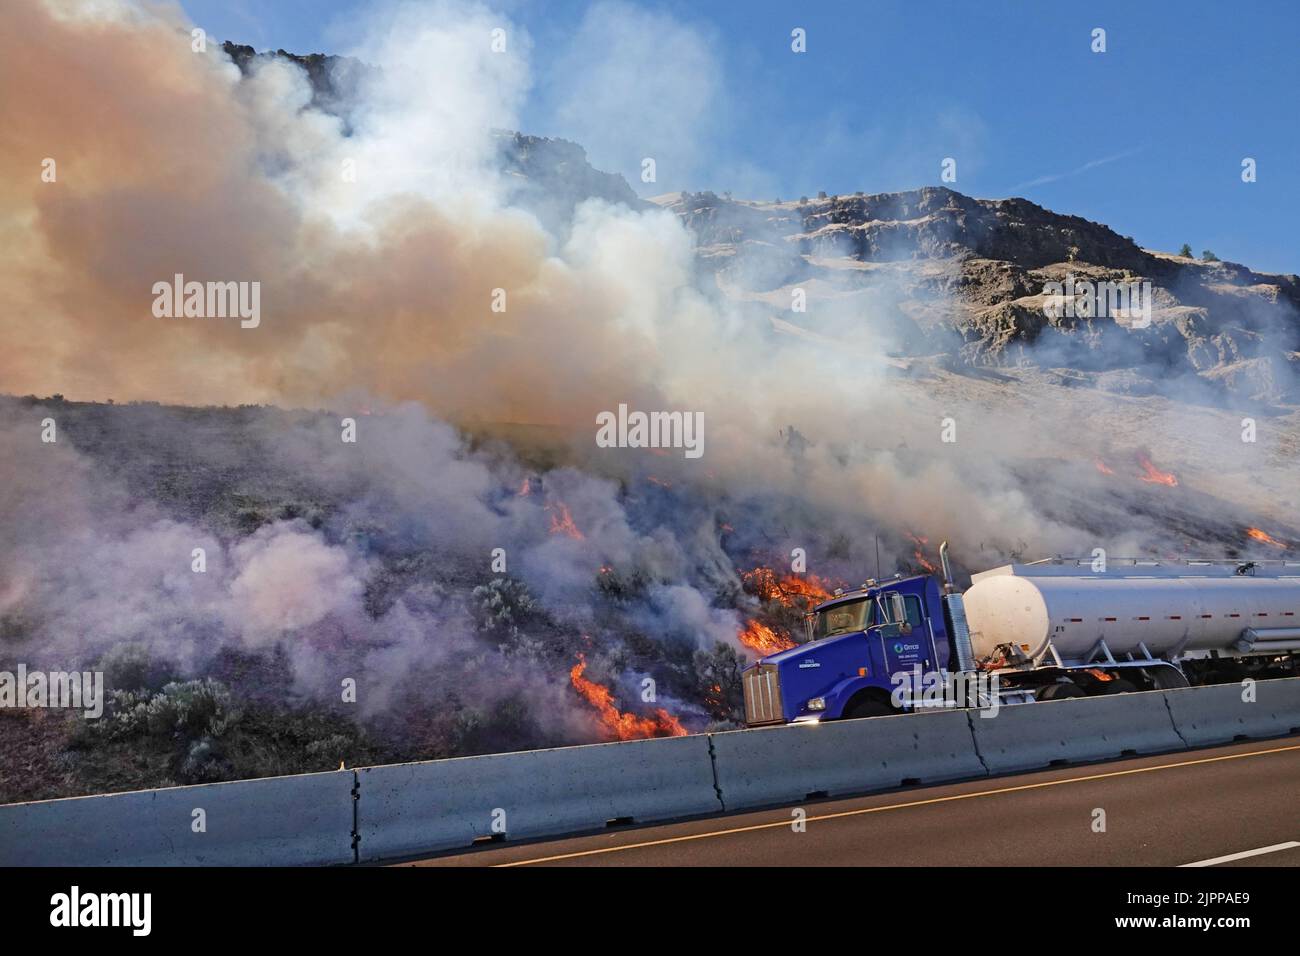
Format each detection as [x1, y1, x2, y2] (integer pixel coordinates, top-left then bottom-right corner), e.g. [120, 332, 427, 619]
[494, 741, 1300, 867]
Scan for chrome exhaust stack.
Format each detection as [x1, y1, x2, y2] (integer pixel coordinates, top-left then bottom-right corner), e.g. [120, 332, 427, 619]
[939, 540, 956, 594]
[939, 540, 976, 673]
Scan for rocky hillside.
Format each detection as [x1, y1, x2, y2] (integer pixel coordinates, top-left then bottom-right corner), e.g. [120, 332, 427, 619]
[223, 41, 367, 115]
[227, 44, 1300, 406]
[222, 41, 646, 234]
[655, 188, 1300, 406]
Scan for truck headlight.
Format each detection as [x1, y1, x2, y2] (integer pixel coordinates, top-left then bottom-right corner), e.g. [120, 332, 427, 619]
[807, 697, 826, 711]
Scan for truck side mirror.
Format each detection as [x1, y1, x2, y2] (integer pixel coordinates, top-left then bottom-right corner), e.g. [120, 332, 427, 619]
[889, 591, 907, 626]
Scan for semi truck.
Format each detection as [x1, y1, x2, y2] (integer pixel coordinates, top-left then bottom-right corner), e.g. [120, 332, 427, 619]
[742, 542, 1300, 726]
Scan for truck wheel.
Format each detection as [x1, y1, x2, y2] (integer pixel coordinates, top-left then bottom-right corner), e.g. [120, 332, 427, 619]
[843, 696, 894, 719]
[1094, 678, 1137, 695]
[1037, 682, 1085, 702]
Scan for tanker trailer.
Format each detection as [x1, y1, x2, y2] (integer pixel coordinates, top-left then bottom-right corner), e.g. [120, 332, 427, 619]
[741, 552, 1300, 726]
[961, 558, 1300, 697]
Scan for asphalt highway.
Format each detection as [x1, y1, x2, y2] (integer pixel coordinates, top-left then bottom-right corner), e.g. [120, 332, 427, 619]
[400, 736, 1300, 867]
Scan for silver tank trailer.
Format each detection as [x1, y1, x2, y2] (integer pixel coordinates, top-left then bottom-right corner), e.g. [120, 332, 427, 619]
[961, 560, 1300, 664]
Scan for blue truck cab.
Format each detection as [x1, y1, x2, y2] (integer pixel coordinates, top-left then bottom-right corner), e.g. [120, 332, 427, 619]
[742, 575, 953, 725]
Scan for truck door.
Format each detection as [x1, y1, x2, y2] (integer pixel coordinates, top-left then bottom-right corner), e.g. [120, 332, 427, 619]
[880, 594, 934, 704]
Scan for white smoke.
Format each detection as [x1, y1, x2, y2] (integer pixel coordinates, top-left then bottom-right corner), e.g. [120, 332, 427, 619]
[0, 0, 1295, 756]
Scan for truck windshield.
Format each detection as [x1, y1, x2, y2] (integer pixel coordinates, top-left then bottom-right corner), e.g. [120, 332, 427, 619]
[813, 598, 870, 638]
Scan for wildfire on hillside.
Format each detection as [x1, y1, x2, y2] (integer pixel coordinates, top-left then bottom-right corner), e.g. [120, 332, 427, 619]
[741, 567, 834, 607]
[736, 619, 796, 656]
[1137, 455, 1178, 487]
[546, 500, 584, 539]
[906, 532, 938, 574]
[569, 655, 686, 740]
[1246, 526, 1287, 549]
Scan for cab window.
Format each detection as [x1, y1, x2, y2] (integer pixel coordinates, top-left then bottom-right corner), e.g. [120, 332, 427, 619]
[879, 593, 925, 628]
[904, 595, 924, 628]
[813, 599, 868, 638]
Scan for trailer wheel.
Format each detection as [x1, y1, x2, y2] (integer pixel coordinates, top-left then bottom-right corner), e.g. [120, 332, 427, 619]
[1094, 678, 1137, 695]
[1037, 682, 1085, 702]
[1147, 666, 1190, 690]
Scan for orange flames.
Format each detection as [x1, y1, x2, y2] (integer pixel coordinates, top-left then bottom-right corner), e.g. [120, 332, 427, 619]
[1246, 527, 1286, 549]
[546, 501, 584, 540]
[741, 567, 834, 607]
[569, 655, 686, 740]
[906, 532, 938, 574]
[737, 619, 796, 655]
[1137, 455, 1178, 487]
[1093, 454, 1177, 486]
[736, 568, 835, 656]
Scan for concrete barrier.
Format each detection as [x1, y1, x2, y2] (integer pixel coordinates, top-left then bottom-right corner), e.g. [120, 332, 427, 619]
[1164, 677, 1300, 747]
[5, 680, 1295, 867]
[709, 709, 986, 811]
[0, 769, 356, 866]
[355, 733, 721, 862]
[970, 689, 1185, 774]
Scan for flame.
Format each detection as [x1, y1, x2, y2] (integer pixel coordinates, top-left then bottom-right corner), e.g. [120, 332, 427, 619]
[546, 501, 584, 539]
[646, 475, 673, 488]
[742, 567, 834, 607]
[1246, 527, 1286, 549]
[517, 477, 532, 496]
[737, 619, 796, 655]
[906, 532, 938, 574]
[569, 655, 686, 740]
[1094, 459, 1114, 475]
[1137, 455, 1178, 486]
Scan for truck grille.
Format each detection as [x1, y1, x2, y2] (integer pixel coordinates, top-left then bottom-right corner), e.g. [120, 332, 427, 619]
[743, 665, 784, 725]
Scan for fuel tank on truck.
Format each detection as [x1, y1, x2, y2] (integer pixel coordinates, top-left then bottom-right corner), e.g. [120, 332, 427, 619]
[961, 561, 1300, 663]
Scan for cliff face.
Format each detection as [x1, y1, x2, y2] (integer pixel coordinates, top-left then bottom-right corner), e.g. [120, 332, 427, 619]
[222, 42, 368, 114]
[493, 130, 651, 232]
[221, 42, 645, 233]
[226, 44, 1299, 406]
[656, 187, 1299, 405]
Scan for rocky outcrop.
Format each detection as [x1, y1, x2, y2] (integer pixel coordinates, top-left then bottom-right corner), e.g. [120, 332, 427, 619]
[493, 132, 650, 232]
[221, 42, 368, 115]
[654, 188, 1300, 405]
[221, 44, 647, 231]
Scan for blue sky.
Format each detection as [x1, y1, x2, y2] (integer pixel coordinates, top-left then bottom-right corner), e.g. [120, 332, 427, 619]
[181, 0, 1300, 274]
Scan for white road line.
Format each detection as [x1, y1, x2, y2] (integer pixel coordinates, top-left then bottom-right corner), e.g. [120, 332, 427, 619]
[491, 743, 1300, 867]
[1180, 841, 1300, 867]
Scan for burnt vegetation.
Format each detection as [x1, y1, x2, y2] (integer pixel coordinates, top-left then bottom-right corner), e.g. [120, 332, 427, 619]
[0, 397, 892, 801]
